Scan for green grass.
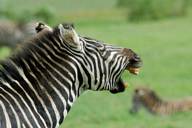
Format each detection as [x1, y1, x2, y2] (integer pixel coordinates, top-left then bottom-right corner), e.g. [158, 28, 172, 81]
[1, 0, 192, 128]
[0, 47, 11, 60]
[60, 16, 192, 128]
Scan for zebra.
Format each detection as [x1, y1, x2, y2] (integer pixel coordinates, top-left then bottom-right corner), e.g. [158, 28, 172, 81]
[0, 22, 142, 128]
[130, 86, 192, 115]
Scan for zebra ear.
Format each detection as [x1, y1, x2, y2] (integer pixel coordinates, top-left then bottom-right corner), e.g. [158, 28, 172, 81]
[35, 22, 53, 33]
[58, 24, 80, 47]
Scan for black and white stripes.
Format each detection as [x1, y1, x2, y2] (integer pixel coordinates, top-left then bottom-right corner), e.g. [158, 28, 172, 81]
[0, 23, 142, 128]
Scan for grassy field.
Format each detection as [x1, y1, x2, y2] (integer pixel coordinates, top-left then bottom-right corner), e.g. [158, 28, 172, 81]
[61, 17, 192, 128]
[1, 0, 192, 128]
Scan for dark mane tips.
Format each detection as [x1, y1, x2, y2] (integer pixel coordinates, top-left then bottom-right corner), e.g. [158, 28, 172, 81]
[149, 90, 163, 103]
[9, 29, 54, 63]
[134, 87, 163, 103]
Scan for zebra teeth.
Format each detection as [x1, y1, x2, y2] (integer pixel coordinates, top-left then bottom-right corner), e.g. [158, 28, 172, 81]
[127, 67, 140, 75]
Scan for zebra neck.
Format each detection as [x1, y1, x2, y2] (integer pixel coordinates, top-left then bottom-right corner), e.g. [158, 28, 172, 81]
[0, 57, 79, 127]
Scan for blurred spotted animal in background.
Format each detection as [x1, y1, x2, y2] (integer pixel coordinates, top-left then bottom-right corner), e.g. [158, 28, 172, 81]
[130, 86, 192, 115]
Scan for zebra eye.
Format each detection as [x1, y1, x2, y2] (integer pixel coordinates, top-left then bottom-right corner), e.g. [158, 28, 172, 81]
[63, 25, 70, 29]
[71, 24, 75, 28]
[62, 23, 74, 30]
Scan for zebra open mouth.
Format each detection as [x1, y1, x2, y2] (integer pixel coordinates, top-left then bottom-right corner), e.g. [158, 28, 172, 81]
[110, 67, 140, 94]
[110, 53, 142, 94]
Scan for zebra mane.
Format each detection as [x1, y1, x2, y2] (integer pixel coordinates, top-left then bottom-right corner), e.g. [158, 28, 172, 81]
[148, 90, 163, 103]
[136, 87, 163, 104]
[0, 28, 57, 74]
[11, 28, 56, 61]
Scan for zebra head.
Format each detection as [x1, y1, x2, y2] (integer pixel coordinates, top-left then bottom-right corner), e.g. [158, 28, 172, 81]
[35, 22, 142, 95]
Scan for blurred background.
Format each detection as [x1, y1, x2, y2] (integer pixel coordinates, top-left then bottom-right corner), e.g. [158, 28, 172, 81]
[0, 0, 192, 127]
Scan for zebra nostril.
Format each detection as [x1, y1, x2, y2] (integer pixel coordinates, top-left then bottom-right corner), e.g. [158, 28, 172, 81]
[134, 55, 141, 61]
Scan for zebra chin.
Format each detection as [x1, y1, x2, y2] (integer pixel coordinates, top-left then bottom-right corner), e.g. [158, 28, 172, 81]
[110, 78, 127, 94]
[109, 66, 142, 94]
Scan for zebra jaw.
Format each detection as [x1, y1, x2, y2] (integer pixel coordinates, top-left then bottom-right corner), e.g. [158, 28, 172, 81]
[110, 63, 141, 94]
[110, 78, 128, 94]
